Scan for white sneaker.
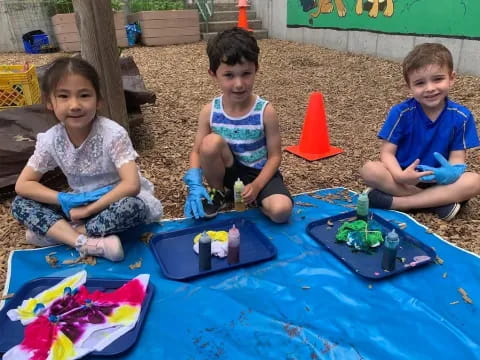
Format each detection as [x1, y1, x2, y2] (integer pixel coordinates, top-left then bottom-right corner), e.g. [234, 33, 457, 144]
[78, 235, 124, 262]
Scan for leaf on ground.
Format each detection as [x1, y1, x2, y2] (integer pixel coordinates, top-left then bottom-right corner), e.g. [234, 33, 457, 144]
[295, 201, 317, 207]
[458, 287, 474, 304]
[140, 232, 154, 245]
[62, 256, 97, 266]
[45, 254, 59, 267]
[62, 258, 82, 265]
[82, 256, 97, 265]
[129, 258, 143, 270]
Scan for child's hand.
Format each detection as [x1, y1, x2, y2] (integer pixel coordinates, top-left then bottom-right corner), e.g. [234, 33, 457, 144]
[69, 205, 92, 221]
[416, 152, 466, 185]
[183, 168, 211, 219]
[398, 159, 432, 185]
[58, 185, 113, 218]
[242, 183, 260, 204]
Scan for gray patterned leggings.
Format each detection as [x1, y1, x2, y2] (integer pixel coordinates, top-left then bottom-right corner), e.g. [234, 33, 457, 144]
[11, 196, 147, 237]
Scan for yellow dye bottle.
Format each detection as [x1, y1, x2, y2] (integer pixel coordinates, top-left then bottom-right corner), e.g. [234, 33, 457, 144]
[234, 178, 245, 211]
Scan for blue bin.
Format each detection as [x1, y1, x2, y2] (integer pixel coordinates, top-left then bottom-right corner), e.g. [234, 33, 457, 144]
[125, 23, 141, 46]
[22, 31, 49, 54]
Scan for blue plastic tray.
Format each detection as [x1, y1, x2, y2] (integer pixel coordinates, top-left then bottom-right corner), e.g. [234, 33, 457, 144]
[150, 217, 277, 280]
[0, 277, 154, 355]
[306, 211, 436, 279]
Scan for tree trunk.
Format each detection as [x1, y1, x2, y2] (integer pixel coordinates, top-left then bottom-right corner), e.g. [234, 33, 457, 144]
[73, 0, 129, 131]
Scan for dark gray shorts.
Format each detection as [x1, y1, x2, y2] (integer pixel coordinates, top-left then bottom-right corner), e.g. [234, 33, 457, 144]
[224, 160, 293, 205]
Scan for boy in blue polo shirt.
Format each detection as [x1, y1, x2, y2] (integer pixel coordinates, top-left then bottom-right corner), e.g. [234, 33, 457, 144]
[360, 43, 480, 221]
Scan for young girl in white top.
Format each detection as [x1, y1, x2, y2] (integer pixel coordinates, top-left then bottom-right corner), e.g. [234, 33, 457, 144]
[12, 57, 162, 261]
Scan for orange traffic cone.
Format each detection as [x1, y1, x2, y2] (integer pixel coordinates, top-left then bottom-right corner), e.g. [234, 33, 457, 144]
[237, 0, 252, 31]
[285, 92, 343, 161]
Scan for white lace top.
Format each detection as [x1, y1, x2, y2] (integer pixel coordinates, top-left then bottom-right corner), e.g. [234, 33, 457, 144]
[27, 116, 163, 222]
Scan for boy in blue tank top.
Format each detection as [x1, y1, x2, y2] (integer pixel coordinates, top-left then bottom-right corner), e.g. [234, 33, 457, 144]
[183, 27, 293, 222]
[360, 43, 480, 221]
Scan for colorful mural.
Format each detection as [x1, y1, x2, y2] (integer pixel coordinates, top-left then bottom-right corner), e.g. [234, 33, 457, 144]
[288, 0, 480, 39]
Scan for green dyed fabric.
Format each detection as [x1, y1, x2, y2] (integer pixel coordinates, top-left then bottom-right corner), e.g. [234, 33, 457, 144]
[336, 220, 383, 248]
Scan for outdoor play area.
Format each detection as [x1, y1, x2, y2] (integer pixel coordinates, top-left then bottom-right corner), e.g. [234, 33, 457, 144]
[0, 0, 480, 358]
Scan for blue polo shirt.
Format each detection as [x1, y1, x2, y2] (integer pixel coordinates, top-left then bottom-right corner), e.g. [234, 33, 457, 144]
[378, 98, 480, 168]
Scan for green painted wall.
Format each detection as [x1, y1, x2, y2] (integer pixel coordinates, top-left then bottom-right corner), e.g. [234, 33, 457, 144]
[288, 0, 480, 39]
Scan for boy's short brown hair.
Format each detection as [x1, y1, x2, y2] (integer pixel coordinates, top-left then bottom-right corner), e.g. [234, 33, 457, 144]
[207, 27, 259, 74]
[402, 43, 454, 84]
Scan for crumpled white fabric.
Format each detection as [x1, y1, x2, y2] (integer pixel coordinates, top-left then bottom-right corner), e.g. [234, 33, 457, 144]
[193, 241, 228, 258]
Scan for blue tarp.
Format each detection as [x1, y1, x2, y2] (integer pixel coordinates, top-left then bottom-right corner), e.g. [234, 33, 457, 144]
[1, 188, 479, 359]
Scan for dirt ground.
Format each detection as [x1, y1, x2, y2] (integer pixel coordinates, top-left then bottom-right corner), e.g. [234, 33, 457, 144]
[1, 39, 480, 295]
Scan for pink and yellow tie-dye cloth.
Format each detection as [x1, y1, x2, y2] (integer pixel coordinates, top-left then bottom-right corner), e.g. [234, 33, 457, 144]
[4, 271, 149, 360]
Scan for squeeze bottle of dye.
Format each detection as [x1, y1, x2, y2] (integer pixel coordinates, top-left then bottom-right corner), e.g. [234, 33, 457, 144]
[381, 229, 400, 271]
[234, 178, 246, 211]
[227, 224, 240, 265]
[356, 191, 369, 221]
[198, 231, 212, 271]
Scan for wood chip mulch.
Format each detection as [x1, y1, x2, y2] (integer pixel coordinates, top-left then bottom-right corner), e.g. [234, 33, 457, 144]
[1, 39, 480, 294]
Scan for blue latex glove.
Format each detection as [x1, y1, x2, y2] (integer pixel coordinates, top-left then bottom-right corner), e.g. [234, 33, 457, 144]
[416, 152, 466, 185]
[183, 168, 211, 219]
[58, 185, 113, 218]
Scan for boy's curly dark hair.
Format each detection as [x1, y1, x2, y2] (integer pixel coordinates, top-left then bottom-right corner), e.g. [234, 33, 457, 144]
[207, 27, 260, 74]
[402, 43, 453, 84]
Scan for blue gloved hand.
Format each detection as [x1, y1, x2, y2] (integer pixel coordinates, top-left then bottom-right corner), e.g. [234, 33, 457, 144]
[58, 185, 113, 218]
[416, 152, 466, 185]
[183, 168, 211, 219]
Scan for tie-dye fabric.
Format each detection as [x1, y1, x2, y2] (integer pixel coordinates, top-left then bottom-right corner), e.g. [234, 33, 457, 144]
[210, 96, 268, 169]
[4, 271, 149, 360]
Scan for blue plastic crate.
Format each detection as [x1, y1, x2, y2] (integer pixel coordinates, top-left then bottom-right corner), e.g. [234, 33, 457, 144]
[23, 33, 49, 54]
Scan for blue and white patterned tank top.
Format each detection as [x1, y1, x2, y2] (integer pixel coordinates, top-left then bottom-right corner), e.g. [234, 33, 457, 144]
[210, 95, 268, 169]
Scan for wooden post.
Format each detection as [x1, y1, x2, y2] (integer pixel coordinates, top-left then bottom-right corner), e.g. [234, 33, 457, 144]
[73, 0, 129, 131]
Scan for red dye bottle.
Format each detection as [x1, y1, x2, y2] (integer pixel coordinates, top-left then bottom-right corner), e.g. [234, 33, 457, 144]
[227, 224, 240, 265]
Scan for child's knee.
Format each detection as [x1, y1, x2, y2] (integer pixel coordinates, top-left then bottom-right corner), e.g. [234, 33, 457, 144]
[263, 197, 293, 224]
[269, 207, 292, 224]
[360, 160, 384, 183]
[86, 197, 147, 236]
[116, 197, 147, 217]
[200, 133, 225, 156]
[11, 196, 31, 220]
[462, 172, 480, 195]
[359, 160, 375, 178]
